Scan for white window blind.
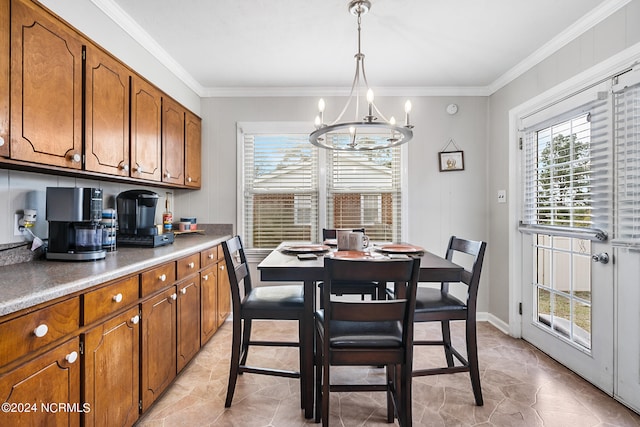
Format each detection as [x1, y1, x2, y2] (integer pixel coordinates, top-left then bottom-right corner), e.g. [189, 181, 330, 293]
[327, 147, 402, 242]
[240, 125, 404, 249]
[243, 133, 319, 249]
[613, 69, 640, 246]
[520, 87, 611, 240]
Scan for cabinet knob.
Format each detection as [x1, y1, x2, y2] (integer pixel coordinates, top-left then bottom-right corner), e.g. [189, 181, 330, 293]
[68, 153, 81, 163]
[203, 274, 209, 281]
[33, 324, 49, 338]
[119, 163, 129, 172]
[0, 136, 4, 147]
[164, 172, 171, 179]
[159, 274, 167, 282]
[113, 293, 123, 303]
[208, 254, 214, 260]
[65, 351, 78, 364]
[220, 265, 225, 271]
[187, 176, 192, 183]
[181, 288, 187, 295]
[131, 315, 140, 325]
[171, 293, 177, 301]
[188, 262, 195, 269]
[134, 164, 144, 174]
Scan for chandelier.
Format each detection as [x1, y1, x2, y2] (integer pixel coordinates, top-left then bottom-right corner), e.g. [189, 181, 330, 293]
[309, 0, 414, 151]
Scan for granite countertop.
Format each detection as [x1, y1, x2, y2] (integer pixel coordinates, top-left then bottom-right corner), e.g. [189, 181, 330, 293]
[0, 224, 233, 317]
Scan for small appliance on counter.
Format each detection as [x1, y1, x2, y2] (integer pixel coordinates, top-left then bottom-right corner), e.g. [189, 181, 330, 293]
[116, 190, 174, 247]
[46, 187, 106, 261]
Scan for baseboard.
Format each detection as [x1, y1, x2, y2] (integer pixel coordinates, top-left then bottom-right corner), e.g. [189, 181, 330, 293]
[478, 311, 510, 335]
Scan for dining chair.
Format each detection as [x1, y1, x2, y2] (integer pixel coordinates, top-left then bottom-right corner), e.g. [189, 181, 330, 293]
[221, 236, 305, 408]
[411, 236, 487, 406]
[319, 228, 386, 303]
[315, 256, 422, 427]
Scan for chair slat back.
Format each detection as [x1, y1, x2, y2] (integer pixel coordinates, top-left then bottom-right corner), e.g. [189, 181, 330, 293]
[444, 236, 487, 307]
[222, 236, 253, 311]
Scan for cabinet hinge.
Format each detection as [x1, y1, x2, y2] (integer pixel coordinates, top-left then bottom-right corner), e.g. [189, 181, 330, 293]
[139, 400, 142, 411]
[518, 302, 523, 315]
[518, 137, 523, 150]
[79, 341, 84, 355]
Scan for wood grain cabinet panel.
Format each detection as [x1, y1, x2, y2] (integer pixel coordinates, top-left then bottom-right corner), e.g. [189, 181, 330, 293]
[162, 97, 185, 185]
[82, 275, 139, 325]
[140, 262, 176, 297]
[0, 0, 8, 158]
[177, 253, 200, 280]
[131, 75, 162, 182]
[0, 297, 79, 367]
[177, 278, 200, 372]
[82, 306, 140, 427]
[0, 337, 81, 427]
[84, 43, 131, 177]
[141, 287, 176, 411]
[200, 246, 218, 269]
[200, 265, 218, 346]
[184, 111, 202, 188]
[10, 0, 84, 168]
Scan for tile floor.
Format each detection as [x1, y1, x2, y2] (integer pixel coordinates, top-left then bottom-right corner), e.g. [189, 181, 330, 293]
[136, 320, 640, 426]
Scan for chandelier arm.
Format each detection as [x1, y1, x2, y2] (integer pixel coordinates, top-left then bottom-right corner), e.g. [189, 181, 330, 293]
[329, 56, 361, 125]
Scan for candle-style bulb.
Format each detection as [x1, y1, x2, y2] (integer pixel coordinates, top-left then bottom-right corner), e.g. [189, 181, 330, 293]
[404, 100, 412, 113]
[389, 116, 396, 125]
[318, 98, 325, 112]
[314, 115, 321, 129]
[366, 89, 374, 103]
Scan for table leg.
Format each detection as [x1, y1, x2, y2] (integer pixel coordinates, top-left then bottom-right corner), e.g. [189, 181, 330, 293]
[302, 279, 315, 419]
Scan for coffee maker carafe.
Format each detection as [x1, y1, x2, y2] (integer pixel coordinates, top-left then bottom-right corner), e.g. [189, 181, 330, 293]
[46, 187, 106, 261]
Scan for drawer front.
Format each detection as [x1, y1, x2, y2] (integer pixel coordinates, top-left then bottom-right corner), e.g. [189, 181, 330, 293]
[83, 275, 139, 325]
[0, 297, 79, 367]
[140, 262, 176, 296]
[200, 246, 218, 268]
[217, 244, 225, 261]
[177, 253, 200, 280]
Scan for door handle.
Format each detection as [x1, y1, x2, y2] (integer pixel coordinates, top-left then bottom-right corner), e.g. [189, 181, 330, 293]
[592, 253, 609, 264]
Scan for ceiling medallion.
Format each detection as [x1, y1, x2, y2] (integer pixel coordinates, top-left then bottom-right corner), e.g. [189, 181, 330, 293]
[309, 0, 414, 151]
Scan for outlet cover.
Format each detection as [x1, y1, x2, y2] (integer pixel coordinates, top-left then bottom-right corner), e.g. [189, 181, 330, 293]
[14, 214, 23, 236]
[497, 190, 507, 204]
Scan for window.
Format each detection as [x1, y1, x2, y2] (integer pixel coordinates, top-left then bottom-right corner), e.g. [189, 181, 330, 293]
[240, 123, 404, 250]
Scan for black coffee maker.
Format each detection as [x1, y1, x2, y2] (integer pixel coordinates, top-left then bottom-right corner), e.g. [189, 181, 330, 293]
[46, 187, 106, 261]
[116, 190, 174, 247]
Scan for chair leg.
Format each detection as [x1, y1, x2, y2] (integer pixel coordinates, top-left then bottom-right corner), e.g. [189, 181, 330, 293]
[225, 317, 243, 407]
[239, 318, 252, 367]
[298, 318, 305, 410]
[441, 320, 455, 367]
[321, 343, 330, 427]
[400, 363, 412, 427]
[315, 328, 322, 423]
[466, 317, 483, 406]
[386, 364, 394, 423]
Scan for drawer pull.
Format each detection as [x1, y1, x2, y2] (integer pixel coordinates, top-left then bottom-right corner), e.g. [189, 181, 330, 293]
[181, 288, 187, 295]
[131, 315, 140, 325]
[65, 351, 78, 364]
[187, 176, 192, 183]
[188, 262, 195, 269]
[208, 254, 214, 259]
[220, 265, 225, 271]
[203, 274, 209, 281]
[33, 324, 49, 338]
[171, 293, 177, 301]
[159, 274, 167, 282]
[113, 293, 123, 303]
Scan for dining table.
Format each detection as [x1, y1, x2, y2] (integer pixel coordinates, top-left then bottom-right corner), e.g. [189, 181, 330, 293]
[257, 241, 464, 419]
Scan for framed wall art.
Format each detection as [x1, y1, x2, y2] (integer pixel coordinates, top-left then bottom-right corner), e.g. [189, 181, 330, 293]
[438, 150, 464, 171]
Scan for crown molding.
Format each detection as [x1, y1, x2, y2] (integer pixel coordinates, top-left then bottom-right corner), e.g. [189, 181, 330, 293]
[92, 0, 630, 99]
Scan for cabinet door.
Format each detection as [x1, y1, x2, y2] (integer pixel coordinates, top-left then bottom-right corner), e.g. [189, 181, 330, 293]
[10, 0, 84, 168]
[140, 287, 176, 411]
[85, 43, 131, 177]
[185, 111, 202, 188]
[0, 337, 81, 427]
[82, 306, 140, 427]
[131, 75, 161, 182]
[217, 260, 231, 327]
[177, 278, 200, 372]
[200, 265, 218, 345]
[162, 97, 185, 185]
[0, 0, 8, 158]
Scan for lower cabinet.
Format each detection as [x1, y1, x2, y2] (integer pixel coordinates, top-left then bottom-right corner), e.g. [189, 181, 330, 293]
[0, 337, 81, 427]
[217, 259, 231, 327]
[200, 265, 218, 345]
[141, 287, 176, 412]
[82, 306, 140, 427]
[177, 276, 200, 372]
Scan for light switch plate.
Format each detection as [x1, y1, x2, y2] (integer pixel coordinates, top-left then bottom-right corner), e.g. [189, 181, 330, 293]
[497, 190, 507, 204]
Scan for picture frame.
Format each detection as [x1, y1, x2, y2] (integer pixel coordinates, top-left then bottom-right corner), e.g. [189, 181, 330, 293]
[438, 151, 464, 172]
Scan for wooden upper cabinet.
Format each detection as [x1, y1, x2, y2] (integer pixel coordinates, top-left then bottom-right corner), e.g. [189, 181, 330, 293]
[84, 43, 131, 177]
[162, 97, 185, 185]
[131, 75, 162, 182]
[10, 0, 84, 169]
[185, 111, 202, 188]
[0, 0, 8, 158]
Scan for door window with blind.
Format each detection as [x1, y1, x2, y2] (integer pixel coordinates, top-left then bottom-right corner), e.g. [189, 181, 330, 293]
[239, 123, 404, 250]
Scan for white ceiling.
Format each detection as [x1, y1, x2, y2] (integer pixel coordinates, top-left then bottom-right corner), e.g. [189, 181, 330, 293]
[102, 0, 624, 96]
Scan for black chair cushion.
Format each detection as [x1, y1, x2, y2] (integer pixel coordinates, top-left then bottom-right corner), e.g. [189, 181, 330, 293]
[414, 286, 467, 313]
[243, 284, 304, 311]
[316, 310, 403, 348]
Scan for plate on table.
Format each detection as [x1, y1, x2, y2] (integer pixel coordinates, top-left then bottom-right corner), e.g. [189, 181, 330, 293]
[330, 250, 378, 260]
[281, 244, 330, 254]
[376, 243, 425, 254]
